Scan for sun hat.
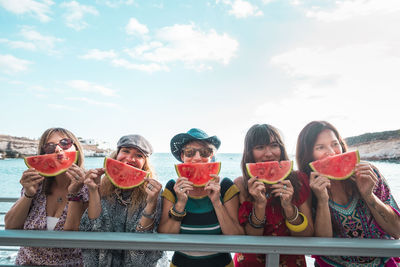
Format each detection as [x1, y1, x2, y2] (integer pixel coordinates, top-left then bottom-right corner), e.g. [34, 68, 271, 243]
[170, 128, 221, 162]
[117, 134, 153, 157]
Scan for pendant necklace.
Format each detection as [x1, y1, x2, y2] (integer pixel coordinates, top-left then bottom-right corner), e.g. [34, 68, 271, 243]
[57, 197, 63, 203]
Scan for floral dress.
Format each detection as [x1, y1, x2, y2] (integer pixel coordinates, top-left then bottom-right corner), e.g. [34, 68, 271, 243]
[234, 171, 310, 267]
[15, 182, 89, 266]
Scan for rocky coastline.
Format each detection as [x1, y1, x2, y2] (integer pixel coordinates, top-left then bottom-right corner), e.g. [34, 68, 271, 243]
[0, 134, 111, 159]
[345, 129, 400, 162]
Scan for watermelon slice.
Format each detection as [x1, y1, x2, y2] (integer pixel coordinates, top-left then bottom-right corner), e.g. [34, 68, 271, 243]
[104, 157, 149, 189]
[24, 151, 78, 177]
[246, 160, 293, 184]
[175, 162, 221, 187]
[309, 150, 360, 180]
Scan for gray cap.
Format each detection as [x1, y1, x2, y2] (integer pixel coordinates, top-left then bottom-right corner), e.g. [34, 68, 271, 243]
[117, 134, 153, 157]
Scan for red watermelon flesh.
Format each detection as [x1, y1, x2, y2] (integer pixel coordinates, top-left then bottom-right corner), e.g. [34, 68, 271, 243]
[175, 162, 221, 187]
[309, 150, 360, 180]
[246, 160, 293, 184]
[104, 157, 149, 189]
[24, 151, 78, 177]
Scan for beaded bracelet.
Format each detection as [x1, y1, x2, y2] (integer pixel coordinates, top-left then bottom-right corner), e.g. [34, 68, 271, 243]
[286, 205, 299, 223]
[248, 211, 265, 229]
[172, 205, 186, 216]
[67, 193, 83, 202]
[252, 206, 266, 224]
[168, 206, 186, 221]
[285, 212, 308, 232]
[24, 192, 35, 199]
[142, 208, 157, 219]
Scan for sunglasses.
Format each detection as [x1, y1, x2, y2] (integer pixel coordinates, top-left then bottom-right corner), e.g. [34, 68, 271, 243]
[182, 147, 213, 158]
[43, 138, 74, 154]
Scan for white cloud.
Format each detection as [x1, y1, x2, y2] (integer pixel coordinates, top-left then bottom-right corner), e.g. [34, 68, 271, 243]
[48, 104, 78, 111]
[306, 0, 400, 22]
[0, 54, 32, 74]
[60, 1, 99, 31]
[127, 24, 239, 66]
[0, 0, 54, 22]
[217, 0, 263, 18]
[66, 97, 117, 108]
[111, 58, 169, 72]
[80, 49, 118, 60]
[19, 27, 63, 52]
[126, 18, 149, 36]
[0, 38, 36, 51]
[66, 80, 117, 96]
[97, 0, 134, 8]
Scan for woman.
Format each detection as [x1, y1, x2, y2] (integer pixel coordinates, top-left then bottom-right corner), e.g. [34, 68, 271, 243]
[234, 124, 314, 267]
[79, 134, 164, 267]
[158, 128, 244, 267]
[5, 127, 88, 266]
[296, 120, 400, 266]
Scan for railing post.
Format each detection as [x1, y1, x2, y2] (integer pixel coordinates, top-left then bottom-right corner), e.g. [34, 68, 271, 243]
[266, 253, 279, 266]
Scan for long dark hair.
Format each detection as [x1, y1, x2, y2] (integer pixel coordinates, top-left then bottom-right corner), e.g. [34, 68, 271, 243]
[241, 124, 301, 204]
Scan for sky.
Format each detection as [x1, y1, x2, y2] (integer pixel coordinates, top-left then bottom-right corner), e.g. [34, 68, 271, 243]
[0, 0, 399, 154]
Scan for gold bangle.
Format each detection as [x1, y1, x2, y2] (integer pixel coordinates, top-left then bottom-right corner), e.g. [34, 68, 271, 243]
[136, 220, 154, 232]
[286, 205, 299, 223]
[285, 212, 308, 232]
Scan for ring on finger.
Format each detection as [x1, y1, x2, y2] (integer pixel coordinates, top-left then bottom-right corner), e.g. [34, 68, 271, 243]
[283, 184, 287, 190]
[280, 192, 283, 197]
[75, 176, 80, 180]
[179, 187, 183, 192]
[147, 184, 153, 190]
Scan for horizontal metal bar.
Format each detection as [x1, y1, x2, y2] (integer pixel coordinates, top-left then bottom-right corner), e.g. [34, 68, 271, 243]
[0, 197, 18, 203]
[0, 230, 399, 257]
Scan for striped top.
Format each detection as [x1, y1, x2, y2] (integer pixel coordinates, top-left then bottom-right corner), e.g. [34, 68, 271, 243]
[162, 177, 239, 235]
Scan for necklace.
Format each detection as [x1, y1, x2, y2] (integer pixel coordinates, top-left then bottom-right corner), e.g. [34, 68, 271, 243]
[114, 189, 132, 206]
[57, 197, 63, 203]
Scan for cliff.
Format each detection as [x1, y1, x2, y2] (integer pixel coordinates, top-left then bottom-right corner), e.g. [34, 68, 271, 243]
[345, 129, 400, 161]
[0, 135, 110, 158]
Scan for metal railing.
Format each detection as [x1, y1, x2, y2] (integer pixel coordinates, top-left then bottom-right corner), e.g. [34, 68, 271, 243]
[1, 197, 400, 267]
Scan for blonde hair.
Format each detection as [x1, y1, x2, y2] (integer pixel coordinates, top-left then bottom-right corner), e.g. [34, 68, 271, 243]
[37, 127, 85, 195]
[100, 149, 157, 213]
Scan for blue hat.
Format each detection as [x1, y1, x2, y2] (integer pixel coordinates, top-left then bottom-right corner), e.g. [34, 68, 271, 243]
[170, 128, 221, 162]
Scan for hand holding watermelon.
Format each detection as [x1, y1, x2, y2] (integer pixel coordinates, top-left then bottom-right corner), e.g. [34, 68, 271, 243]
[20, 168, 45, 198]
[247, 177, 268, 207]
[66, 164, 86, 194]
[353, 162, 379, 200]
[271, 180, 294, 209]
[84, 168, 105, 192]
[145, 178, 162, 206]
[174, 177, 194, 204]
[309, 172, 330, 203]
[204, 174, 221, 204]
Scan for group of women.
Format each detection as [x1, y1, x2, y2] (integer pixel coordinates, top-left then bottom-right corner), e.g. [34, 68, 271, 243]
[4, 121, 400, 267]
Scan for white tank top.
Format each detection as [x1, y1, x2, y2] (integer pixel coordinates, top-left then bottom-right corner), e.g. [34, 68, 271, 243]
[46, 216, 59, 230]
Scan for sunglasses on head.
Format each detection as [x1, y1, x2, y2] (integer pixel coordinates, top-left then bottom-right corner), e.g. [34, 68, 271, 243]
[182, 147, 213, 158]
[43, 138, 74, 154]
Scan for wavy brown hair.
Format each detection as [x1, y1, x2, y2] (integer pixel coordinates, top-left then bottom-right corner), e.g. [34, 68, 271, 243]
[38, 127, 84, 196]
[101, 149, 156, 213]
[241, 124, 301, 204]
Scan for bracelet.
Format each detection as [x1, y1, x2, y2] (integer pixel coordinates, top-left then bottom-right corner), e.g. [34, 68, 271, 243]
[252, 206, 266, 224]
[142, 208, 157, 219]
[172, 205, 186, 216]
[248, 211, 265, 229]
[168, 206, 186, 221]
[67, 193, 83, 202]
[24, 192, 35, 199]
[136, 220, 154, 232]
[285, 212, 308, 232]
[286, 205, 299, 223]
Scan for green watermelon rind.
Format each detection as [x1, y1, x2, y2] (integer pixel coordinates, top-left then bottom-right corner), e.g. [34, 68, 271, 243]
[246, 161, 293, 184]
[309, 150, 360, 180]
[104, 157, 149, 189]
[24, 151, 79, 177]
[175, 162, 221, 187]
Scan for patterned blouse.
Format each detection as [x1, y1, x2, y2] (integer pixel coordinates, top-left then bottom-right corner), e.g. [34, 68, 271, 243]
[79, 189, 165, 267]
[15, 181, 89, 266]
[314, 168, 400, 267]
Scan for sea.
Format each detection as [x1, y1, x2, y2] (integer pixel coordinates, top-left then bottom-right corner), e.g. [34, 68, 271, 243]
[1, 153, 399, 265]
